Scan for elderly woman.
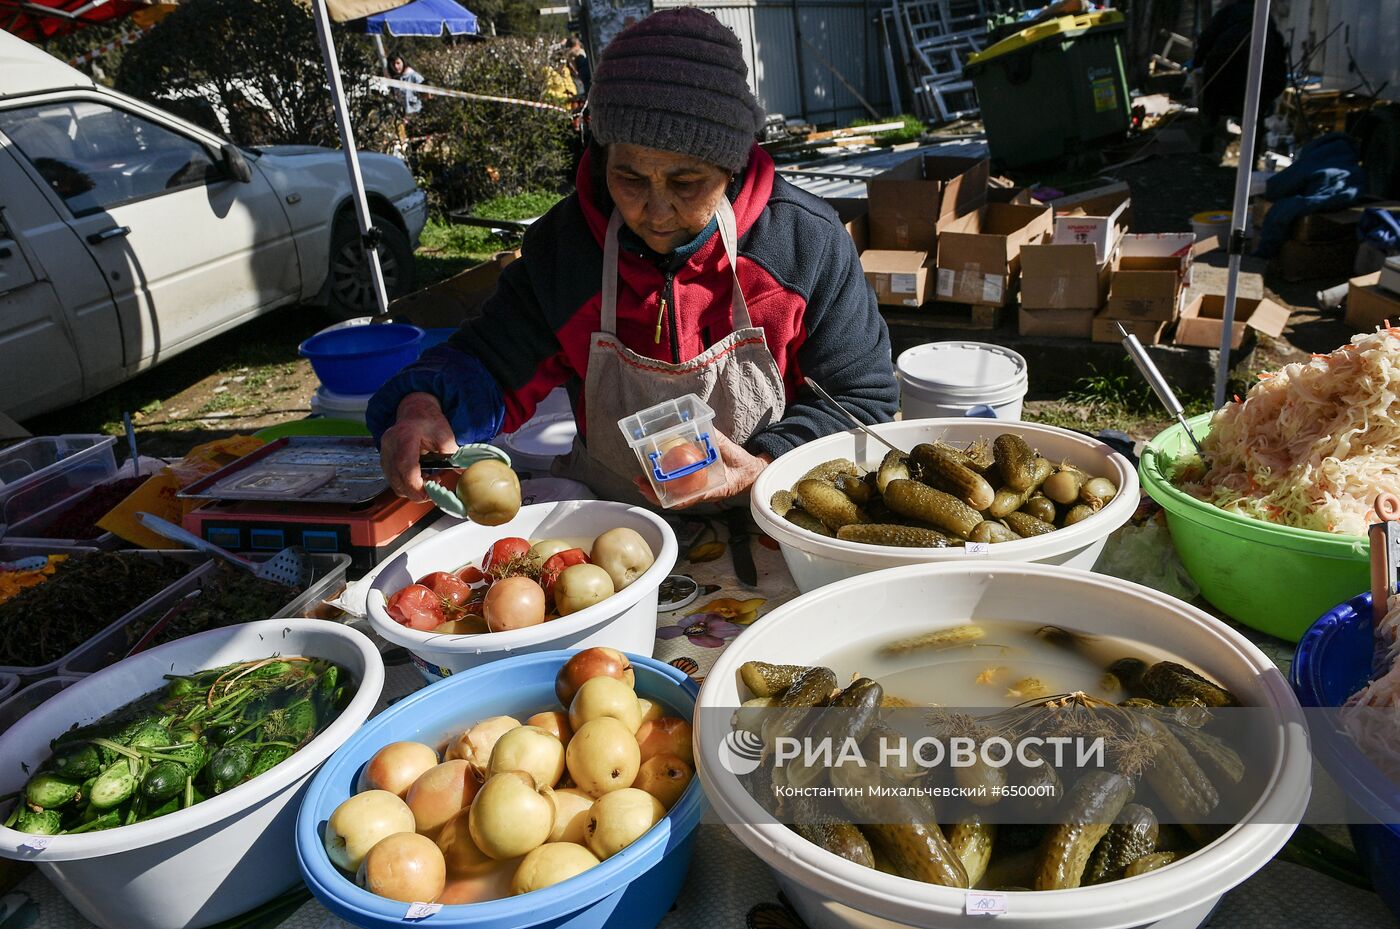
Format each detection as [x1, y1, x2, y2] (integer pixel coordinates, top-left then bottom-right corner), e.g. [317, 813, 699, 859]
[368, 8, 898, 507]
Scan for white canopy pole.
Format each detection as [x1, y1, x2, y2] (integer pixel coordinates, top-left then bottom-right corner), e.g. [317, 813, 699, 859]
[1214, 0, 1273, 408]
[311, 0, 392, 315]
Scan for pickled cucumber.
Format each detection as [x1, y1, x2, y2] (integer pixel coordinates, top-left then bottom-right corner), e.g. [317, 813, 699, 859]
[969, 520, 1021, 544]
[883, 479, 982, 539]
[876, 450, 911, 495]
[1020, 495, 1058, 524]
[882, 625, 986, 654]
[836, 524, 950, 548]
[994, 434, 1038, 491]
[740, 661, 810, 698]
[1034, 771, 1134, 890]
[770, 489, 795, 516]
[1062, 503, 1097, 526]
[1004, 511, 1056, 537]
[1141, 661, 1237, 708]
[800, 458, 861, 484]
[835, 474, 874, 505]
[1086, 803, 1158, 883]
[784, 506, 833, 537]
[796, 479, 867, 531]
[912, 443, 996, 510]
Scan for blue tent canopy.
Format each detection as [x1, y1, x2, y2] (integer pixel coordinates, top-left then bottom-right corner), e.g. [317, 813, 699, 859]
[356, 0, 476, 36]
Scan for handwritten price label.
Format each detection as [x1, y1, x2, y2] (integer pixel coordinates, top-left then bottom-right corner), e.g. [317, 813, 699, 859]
[965, 891, 1008, 916]
[404, 902, 443, 921]
[20, 836, 52, 852]
[964, 542, 991, 555]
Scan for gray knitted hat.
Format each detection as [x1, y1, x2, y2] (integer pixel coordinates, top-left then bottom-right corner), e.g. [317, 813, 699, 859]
[588, 8, 765, 172]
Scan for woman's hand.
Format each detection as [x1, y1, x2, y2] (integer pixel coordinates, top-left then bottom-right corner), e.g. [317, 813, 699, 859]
[380, 392, 458, 502]
[633, 430, 771, 508]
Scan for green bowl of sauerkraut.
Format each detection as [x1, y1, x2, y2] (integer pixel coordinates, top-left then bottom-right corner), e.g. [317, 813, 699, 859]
[1141, 413, 1370, 642]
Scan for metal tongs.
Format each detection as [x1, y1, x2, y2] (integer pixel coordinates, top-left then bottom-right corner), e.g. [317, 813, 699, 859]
[1115, 322, 1208, 460]
[417, 443, 514, 518]
[1371, 492, 1400, 629]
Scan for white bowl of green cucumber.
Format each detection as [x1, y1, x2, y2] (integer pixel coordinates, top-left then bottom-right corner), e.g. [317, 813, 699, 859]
[694, 562, 1310, 929]
[751, 419, 1137, 593]
[0, 619, 383, 929]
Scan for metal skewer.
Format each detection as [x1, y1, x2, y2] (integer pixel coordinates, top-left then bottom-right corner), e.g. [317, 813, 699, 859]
[803, 376, 905, 455]
[1116, 322, 1208, 460]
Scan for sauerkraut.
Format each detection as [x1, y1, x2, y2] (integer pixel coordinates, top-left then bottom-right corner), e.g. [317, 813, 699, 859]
[1175, 328, 1400, 536]
[1344, 594, 1400, 779]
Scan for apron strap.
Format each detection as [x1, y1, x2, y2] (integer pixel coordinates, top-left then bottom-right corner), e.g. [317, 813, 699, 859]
[600, 197, 753, 337]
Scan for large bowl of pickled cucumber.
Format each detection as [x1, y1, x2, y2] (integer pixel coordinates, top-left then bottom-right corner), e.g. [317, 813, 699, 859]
[752, 420, 1138, 593]
[693, 562, 1311, 929]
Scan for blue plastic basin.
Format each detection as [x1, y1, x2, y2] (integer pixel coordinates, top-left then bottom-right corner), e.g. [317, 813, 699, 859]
[296, 651, 704, 929]
[299, 323, 424, 396]
[1291, 591, 1400, 919]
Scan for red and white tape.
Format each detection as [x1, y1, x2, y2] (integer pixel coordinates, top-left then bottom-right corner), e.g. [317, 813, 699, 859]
[372, 75, 572, 115]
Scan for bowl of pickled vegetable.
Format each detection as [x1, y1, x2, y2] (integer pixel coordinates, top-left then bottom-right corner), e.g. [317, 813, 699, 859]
[0, 618, 384, 929]
[751, 419, 1138, 593]
[694, 561, 1311, 929]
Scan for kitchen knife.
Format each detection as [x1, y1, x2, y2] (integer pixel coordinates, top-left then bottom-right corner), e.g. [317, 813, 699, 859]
[724, 508, 758, 587]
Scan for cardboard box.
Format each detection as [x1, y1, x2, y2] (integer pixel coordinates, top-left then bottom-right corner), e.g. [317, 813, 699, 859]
[391, 250, 516, 329]
[867, 155, 990, 250]
[1381, 255, 1400, 296]
[1018, 306, 1095, 339]
[1347, 272, 1400, 331]
[934, 203, 1053, 307]
[829, 198, 869, 253]
[1020, 242, 1112, 310]
[1106, 233, 1195, 321]
[1174, 294, 1292, 349]
[860, 249, 931, 307]
[1051, 184, 1132, 263]
[1092, 313, 1169, 345]
[1271, 236, 1359, 282]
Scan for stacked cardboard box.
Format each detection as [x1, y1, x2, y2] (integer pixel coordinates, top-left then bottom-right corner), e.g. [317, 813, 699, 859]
[1093, 233, 1195, 344]
[1017, 186, 1131, 338]
[1347, 271, 1400, 331]
[933, 203, 1053, 308]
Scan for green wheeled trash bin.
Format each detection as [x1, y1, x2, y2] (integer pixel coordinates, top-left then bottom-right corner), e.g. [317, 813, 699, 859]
[964, 10, 1131, 168]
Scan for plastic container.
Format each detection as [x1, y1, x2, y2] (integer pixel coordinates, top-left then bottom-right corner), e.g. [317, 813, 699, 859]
[0, 548, 210, 679]
[964, 10, 1130, 167]
[1291, 591, 1400, 921]
[1191, 210, 1232, 242]
[0, 619, 384, 929]
[896, 342, 1029, 420]
[751, 419, 1137, 593]
[296, 650, 703, 929]
[0, 675, 80, 735]
[310, 385, 374, 423]
[695, 562, 1311, 929]
[3, 476, 132, 550]
[618, 394, 727, 508]
[58, 552, 352, 675]
[298, 322, 425, 396]
[499, 413, 577, 473]
[367, 501, 677, 681]
[1139, 414, 1370, 641]
[0, 435, 118, 526]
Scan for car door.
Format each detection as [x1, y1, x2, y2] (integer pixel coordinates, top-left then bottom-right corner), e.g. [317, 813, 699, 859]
[0, 96, 299, 369]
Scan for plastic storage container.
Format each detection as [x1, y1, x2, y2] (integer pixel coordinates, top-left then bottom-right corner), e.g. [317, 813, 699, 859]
[1292, 591, 1400, 922]
[0, 619, 383, 929]
[1139, 414, 1370, 641]
[896, 341, 1029, 420]
[59, 552, 352, 675]
[297, 650, 703, 929]
[618, 394, 727, 508]
[0, 547, 208, 679]
[367, 501, 677, 681]
[298, 322, 424, 395]
[0, 435, 118, 526]
[964, 10, 1131, 167]
[3, 474, 140, 549]
[696, 562, 1311, 929]
[0, 675, 80, 735]
[310, 386, 375, 424]
[751, 418, 1136, 592]
[499, 413, 577, 473]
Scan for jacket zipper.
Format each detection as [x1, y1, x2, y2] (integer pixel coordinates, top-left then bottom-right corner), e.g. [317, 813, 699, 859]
[654, 271, 680, 363]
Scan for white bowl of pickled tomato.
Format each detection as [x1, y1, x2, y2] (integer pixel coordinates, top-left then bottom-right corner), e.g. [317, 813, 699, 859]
[367, 502, 677, 681]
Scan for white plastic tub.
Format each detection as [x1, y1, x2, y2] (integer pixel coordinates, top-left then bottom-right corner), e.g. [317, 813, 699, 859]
[367, 500, 677, 681]
[897, 342, 1028, 420]
[694, 562, 1311, 929]
[0, 619, 384, 929]
[752, 419, 1137, 593]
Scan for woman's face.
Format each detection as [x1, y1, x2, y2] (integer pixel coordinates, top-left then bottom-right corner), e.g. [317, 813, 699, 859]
[605, 143, 730, 254]
[390, 58, 404, 75]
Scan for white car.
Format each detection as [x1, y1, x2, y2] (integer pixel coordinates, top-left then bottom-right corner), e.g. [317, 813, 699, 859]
[0, 32, 428, 420]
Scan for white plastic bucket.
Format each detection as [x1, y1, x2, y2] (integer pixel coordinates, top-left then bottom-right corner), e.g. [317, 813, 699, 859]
[694, 562, 1311, 929]
[896, 342, 1028, 420]
[1191, 210, 1232, 242]
[367, 500, 677, 681]
[311, 386, 373, 422]
[752, 418, 1136, 593]
[0, 620, 384, 929]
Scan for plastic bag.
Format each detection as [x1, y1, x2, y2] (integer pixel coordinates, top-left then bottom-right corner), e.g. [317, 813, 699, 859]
[1093, 515, 1200, 603]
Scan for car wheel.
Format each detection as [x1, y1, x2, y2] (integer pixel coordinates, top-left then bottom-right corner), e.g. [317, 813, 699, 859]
[325, 215, 416, 318]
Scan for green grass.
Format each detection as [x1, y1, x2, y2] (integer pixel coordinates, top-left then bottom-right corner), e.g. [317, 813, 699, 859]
[414, 190, 565, 287]
[851, 114, 925, 145]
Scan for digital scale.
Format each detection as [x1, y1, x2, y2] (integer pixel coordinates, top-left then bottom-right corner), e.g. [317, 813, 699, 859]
[178, 437, 439, 574]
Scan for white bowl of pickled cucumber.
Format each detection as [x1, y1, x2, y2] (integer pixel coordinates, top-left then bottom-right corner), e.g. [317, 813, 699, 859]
[693, 562, 1311, 929]
[0, 619, 384, 929]
[752, 419, 1138, 593]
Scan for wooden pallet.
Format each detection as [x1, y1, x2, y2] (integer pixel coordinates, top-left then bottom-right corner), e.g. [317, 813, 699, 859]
[916, 301, 1005, 330]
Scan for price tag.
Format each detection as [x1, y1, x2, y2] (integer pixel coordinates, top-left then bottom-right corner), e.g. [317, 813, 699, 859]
[20, 836, 52, 851]
[965, 891, 1008, 916]
[403, 902, 443, 921]
[964, 542, 991, 555]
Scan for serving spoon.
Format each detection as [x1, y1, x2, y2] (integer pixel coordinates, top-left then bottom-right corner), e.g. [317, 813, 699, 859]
[803, 376, 905, 455]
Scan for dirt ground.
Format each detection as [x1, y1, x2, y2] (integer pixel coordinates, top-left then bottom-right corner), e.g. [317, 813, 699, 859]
[20, 112, 1365, 456]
